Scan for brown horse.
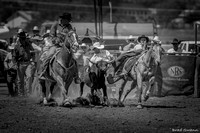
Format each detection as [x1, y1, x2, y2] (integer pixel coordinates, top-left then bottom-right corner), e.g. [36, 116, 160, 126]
[107, 43, 162, 108]
[38, 31, 79, 106]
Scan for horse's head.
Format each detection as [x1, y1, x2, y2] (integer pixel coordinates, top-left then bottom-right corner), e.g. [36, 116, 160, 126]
[151, 43, 163, 66]
[64, 31, 79, 53]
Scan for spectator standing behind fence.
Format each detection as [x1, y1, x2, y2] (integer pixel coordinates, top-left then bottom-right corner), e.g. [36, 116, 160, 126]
[167, 38, 184, 53]
[123, 35, 137, 51]
[4, 42, 18, 97]
[13, 31, 34, 97]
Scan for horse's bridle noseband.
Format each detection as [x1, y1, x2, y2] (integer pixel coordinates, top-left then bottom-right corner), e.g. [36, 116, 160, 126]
[66, 31, 79, 52]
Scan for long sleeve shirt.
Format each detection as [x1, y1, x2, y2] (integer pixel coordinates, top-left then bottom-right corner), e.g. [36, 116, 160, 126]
[123, 43, 136, 51]
[31, 43, 42, 62]
[4, 52, 17, 70]
[13, 39, 34, 63]
[89, 50, 113, 67]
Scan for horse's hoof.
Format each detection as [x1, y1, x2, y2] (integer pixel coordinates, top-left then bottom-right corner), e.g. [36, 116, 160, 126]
[43, 99, 48, 105]
[118, 102, 125, 107]
[137, 104, 143, 109]
[48, 98, 56, 102]
[48, 101, 58, 107]
[63, 101, 72, 107]
[102, 103, 109, 107]
[63, 99, 73, 107]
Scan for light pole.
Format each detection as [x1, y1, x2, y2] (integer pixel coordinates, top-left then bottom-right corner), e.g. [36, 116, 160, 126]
[109, 0, 112, 23]
[194, 21, 200, 98]
[93, 0, 98, 36]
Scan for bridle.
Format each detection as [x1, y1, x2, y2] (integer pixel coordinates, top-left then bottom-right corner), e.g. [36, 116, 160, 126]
[65, 31, 79, 52]
[138, 44, 161, 70]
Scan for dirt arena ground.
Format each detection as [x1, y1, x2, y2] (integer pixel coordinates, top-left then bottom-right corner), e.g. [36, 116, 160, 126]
[0, 82, 200, 133]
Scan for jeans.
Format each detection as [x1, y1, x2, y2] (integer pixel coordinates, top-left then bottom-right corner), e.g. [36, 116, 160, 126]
[39, 46, 57, 78]
[6, 69, 17, 96]
[25, 62, 36, 95]
[17, 62, 30, 96]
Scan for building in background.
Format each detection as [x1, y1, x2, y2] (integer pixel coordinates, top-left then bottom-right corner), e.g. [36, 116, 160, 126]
[6, 11, 39, 29]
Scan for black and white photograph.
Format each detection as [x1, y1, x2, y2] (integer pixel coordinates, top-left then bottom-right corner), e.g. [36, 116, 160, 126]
[0, 0, 200, 132]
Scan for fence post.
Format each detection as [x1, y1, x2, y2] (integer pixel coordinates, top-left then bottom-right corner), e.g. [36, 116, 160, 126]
[194, 57, 200, 98]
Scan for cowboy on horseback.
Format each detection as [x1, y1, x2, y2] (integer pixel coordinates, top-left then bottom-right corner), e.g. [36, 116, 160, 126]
[39, 12, 80, 83]
[113, 35, 150, 76]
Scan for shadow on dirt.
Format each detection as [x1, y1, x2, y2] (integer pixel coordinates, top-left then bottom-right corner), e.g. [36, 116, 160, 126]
[129, 104, 186, 108]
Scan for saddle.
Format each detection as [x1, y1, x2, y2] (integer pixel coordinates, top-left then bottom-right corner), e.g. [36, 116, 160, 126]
[115, 52, 144, 76]
[123, 56, 140, 74]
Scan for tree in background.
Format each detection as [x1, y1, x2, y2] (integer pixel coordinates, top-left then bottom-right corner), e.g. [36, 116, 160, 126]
[155, 0, 185, 28]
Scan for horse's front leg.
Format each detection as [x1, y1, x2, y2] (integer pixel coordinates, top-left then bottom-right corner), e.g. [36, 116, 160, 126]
[55, 75, 68, 105]
[143, 76, 155, 102]
[136, 72, 143, 109]
[48, 82, 57, 102]
[121, 81, 137, 103]
[62, 78, 74, 106]
[39, 79, 47, 105]
[118, 79, 127, 107]
[79, 82, 85, 97]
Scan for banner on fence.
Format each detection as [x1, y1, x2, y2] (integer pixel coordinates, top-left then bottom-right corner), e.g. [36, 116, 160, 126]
[153, 55, 196, 96]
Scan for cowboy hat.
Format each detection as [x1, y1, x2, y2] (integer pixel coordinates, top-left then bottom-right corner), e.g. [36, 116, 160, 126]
[59, 12, 72, 21]
[126, 35, 135, 43]
[138, 35, 149, 43]
[91, 42, 104, 50]
[80, 43, 88, 47]
[80, 43, 89, 50]
[152, 36, 162, 44]
[127, 35, 135, 40]
[33, 26, 39, 31]
[171, 38, 180, 45]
